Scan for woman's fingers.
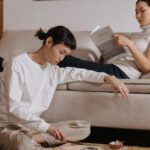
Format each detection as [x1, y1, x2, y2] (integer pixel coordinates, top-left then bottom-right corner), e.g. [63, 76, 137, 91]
[48, 126, 67, 142]
[54, 129, 61, 140]
[59, 129, 67, 142]
[113, 84, 129, 100]
[119, 87, 129, 100]
[108, 75, 129, 100]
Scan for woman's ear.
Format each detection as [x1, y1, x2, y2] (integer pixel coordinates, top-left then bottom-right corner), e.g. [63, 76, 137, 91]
[45, 37, 53, 48]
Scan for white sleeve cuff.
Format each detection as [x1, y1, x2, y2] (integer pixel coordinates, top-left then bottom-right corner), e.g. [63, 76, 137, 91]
[38, 121, 50, 133]
[98, 72, 108, 83]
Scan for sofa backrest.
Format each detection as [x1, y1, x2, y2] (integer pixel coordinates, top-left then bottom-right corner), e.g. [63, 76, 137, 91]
[0, 30, 100, 65]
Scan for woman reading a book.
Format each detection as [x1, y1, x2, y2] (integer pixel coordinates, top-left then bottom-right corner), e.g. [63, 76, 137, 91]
[112, 0, 150, 79]
[58, 0, 150, 79]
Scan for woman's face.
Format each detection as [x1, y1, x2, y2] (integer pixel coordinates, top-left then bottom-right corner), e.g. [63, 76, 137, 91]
[45, 41, 71, 65]
[136, 1, 150, 27]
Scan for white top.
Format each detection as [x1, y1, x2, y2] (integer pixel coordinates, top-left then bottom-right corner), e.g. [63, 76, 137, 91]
[6, 53, 107, 132]
[109, 25, 150, 79]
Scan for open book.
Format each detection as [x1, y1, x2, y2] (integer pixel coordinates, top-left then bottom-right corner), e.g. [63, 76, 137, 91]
[90, 26, 127, 62]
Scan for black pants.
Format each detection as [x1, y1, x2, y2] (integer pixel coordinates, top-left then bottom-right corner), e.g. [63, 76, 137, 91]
[58, 55, 129, 79]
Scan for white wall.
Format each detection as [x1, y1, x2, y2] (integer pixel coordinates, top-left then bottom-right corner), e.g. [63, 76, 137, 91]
[4, 0, 140, 32]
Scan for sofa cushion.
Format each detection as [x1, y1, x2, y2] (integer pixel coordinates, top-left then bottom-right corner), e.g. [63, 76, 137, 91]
[70, 31, 100, 62]
[56, 83, 67, 90]
[0, 30, 42, 65]
[67, 79, 150, 94]
[141, 72, 150, 79]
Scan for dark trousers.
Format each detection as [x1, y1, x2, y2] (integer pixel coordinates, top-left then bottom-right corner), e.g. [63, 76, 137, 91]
[58, 55, 129, 79]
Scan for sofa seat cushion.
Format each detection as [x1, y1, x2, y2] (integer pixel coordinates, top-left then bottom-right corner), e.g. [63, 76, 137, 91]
[56, 83, 67, 90]
[141, 72, 150, 79]
[67, 79, 150, 94]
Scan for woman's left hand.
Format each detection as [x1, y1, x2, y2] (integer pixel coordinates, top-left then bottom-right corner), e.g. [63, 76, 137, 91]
[105, 75, 129, 100]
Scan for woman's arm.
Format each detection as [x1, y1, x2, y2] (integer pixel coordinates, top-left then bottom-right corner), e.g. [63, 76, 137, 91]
[58, 67, 129, 100]
[114, 34, 150, 73]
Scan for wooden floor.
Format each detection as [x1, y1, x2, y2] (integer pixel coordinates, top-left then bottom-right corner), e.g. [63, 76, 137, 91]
[82, 127, 150, 148]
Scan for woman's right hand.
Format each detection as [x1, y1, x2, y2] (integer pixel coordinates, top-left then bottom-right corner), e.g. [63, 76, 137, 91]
[104, 75, 129, 100]
[47, 126, 67, 142]
[113, 34, 133, 48]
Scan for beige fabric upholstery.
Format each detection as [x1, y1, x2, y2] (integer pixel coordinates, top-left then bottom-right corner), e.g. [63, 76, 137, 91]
[141, 72, 150, 79]
[70, 31, 100, 62]
[42, 91, 150, 130]
[67, 79, 150, 93]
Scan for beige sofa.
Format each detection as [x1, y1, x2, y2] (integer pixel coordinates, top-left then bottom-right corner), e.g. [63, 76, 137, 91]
[0, 29, 150, 131]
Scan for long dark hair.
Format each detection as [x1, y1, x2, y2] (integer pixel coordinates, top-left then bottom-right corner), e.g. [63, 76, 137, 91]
[136, 0, 150, 6]
[35, 25, 76, 50]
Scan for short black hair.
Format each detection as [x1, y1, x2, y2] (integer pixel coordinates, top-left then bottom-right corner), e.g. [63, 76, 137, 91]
[35, 25, 76, 50]
[136, 0, 150, 6]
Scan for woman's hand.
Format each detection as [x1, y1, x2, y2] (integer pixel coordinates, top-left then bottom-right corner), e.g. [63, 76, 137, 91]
[104, 75, 129, 100]
[47, 126, 67, 142]
[113, 34, 132, 47]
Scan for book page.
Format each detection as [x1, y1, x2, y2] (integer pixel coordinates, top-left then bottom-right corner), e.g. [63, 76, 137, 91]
[90, 26, 127, 62]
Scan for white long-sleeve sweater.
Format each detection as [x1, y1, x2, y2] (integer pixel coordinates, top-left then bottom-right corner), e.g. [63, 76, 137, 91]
[7, 53, 107, 132]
